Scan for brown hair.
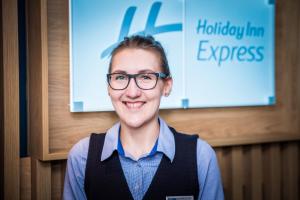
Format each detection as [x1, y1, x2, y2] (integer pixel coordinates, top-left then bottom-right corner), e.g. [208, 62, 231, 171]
[108, 35, 171, 77]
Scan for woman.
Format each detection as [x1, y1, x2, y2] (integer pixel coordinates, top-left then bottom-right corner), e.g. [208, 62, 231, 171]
[63, 35, 224, 200]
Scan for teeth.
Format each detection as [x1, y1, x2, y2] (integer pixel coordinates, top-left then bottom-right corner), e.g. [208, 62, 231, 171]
[126, 102, 144, 108]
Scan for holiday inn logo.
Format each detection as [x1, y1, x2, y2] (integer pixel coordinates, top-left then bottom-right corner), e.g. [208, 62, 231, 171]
[101, 2, 182, 58]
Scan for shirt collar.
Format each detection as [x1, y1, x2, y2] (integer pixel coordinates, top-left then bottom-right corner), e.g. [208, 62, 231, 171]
[100, 122, 119, 161]
[101, 117, 175, 162]
[156, 117, 175, 162]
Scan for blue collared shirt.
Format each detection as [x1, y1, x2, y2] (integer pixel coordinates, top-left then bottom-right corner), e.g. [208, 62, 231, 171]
[63, 117, 224, 200]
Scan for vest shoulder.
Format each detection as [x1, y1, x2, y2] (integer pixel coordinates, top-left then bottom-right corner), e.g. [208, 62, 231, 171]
[90, 132, 106, 139]
[68, 133, 106, 160]
[169, 126, 199, 140]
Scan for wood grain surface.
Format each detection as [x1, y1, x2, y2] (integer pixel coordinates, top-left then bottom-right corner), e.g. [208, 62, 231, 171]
[26, 0, 300, 161]
[40, 0, 300, 159]
[1, 0, 20, 199]
[23, 0, 300, 199]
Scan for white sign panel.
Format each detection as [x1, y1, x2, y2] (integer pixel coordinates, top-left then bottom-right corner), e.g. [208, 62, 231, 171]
[70, 0, 275, 112]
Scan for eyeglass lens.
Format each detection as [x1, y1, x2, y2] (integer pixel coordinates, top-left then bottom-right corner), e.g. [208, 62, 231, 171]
[108, 73, 158, 90]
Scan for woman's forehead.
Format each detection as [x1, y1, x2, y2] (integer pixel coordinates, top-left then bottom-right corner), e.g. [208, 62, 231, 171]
[111, 48, 162, 72]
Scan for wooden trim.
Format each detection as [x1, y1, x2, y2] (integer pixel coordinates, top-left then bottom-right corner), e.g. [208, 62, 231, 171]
[297, 0, 300, 135]
[44, 152, 67, 161]
[0, 0, 4, 197]
[1, 0, 20, 199]
[39, 132, 300, 161]
[31, 158, 51, 200]
[209, 132, 300, 147]
[40, 0, 50, 160]
[27, 0, 49, 160]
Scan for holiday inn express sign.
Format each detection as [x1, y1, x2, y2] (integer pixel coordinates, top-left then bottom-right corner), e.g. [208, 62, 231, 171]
[196, 19, 265, 66]
[69, 0, 275, 112]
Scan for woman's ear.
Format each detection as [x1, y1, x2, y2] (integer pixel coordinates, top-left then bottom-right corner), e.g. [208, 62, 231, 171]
[107, 85, 111, 96]
[163, 77, 173, 97]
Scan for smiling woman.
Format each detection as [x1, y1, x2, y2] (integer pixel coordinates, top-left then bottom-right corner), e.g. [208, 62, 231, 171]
[63, 35, 224, 200]
[108, 47, 172, 134]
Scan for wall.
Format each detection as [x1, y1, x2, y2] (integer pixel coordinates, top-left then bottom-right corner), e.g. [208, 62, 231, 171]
[0, 0, 20, 199]
[16, 0, 300, 199]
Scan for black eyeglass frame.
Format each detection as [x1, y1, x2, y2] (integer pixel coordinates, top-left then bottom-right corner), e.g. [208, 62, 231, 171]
[106, 72, 169, 90]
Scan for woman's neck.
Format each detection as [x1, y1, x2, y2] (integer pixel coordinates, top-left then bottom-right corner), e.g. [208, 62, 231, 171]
[120, 117, 160, 160]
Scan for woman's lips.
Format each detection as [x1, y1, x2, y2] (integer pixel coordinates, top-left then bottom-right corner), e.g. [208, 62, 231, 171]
[123, 101, 145, 109]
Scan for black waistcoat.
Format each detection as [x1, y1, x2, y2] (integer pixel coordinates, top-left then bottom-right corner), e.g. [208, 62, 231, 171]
[84, 127, 199, 200]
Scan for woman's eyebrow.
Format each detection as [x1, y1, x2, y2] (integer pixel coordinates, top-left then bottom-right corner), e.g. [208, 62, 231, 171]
[111, 69, 156, 74]
[138, 69, 155, 73]
[111, 70, 127, 73]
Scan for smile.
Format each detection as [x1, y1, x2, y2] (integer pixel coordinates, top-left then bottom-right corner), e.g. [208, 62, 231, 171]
[123, 101, 145, 109]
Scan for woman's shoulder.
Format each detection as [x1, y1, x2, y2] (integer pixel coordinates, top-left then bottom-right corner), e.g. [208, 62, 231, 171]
[171, 128, 215, 156]
[67, 136, 91, 162]
[196, 137, 217, 162]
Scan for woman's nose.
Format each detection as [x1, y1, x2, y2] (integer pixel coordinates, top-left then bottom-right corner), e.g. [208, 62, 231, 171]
[125, 78, 141, 98]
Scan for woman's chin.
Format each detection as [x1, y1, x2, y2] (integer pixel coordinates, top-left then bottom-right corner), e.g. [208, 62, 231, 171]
[120, 116, 156, 130]
[121, 119, 145, 129]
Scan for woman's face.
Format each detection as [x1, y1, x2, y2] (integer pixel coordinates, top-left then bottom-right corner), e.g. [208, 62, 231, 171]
[108, 48, 172, 129]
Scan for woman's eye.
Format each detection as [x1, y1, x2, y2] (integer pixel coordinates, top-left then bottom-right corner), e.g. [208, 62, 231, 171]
[115, 75, 126, 80]
[140, 74, 152, 80]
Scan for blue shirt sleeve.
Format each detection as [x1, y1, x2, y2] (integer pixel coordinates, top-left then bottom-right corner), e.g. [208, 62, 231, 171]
[197, 138, 224, 200]
[63, 137, 89, 200]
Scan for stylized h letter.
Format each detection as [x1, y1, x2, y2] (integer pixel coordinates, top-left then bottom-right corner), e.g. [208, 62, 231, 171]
[101, 2, 182, 58]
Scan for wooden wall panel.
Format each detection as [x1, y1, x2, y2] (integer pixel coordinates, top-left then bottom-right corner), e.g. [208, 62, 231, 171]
[24, 0, 300, 199]
[218, 142, 299, 200]
[232, 146, 244, 200]
[21, 158, 31, 200]
[0, 0, 3, 196]
[264, 144, 281, 200]
[51, 160, 66, 200]
[282, 142, 299, 200]
[31, 158, 51, 200]
[215, 147, 232, 200]
[26, 0, 300, 161]
[46, 0, 118, 155]
[19, 142, 299, 200]
[250, 145, 263, 200]
[1, 0, 20, 199]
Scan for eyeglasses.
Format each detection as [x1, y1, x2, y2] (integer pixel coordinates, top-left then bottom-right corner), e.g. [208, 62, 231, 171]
[107, 72, 168, 90]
